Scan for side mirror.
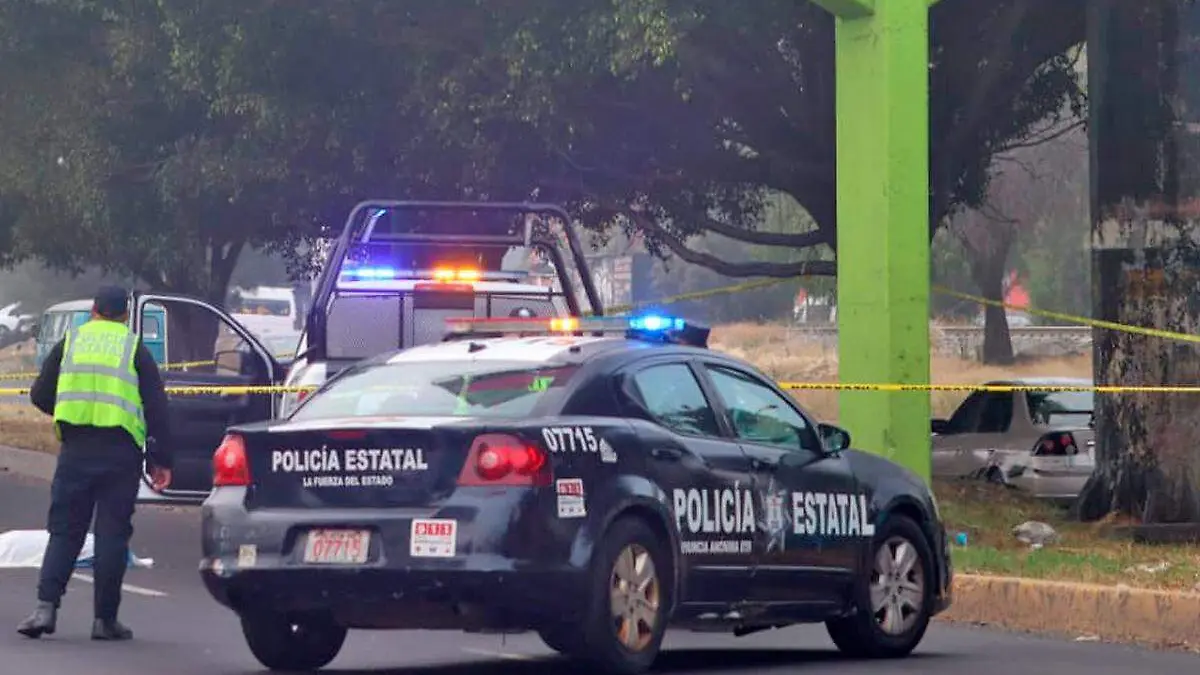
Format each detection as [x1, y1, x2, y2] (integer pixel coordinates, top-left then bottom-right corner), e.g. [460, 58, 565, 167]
[215, 349, 249, 375]
[931, 419, 949, 435]
[818, 423, 851, 453]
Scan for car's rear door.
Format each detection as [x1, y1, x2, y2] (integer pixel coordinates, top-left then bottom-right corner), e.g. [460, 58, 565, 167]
[618, 357, 757, 605]
[133, 293, 281, 503]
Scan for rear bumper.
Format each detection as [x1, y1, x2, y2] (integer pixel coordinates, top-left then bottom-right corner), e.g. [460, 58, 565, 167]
[199, 565, 587, 629]
[199, 485, 590, 630]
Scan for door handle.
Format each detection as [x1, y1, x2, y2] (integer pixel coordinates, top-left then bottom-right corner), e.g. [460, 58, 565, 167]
[752, 458, 780, 472]
[650, 447, 684, 462]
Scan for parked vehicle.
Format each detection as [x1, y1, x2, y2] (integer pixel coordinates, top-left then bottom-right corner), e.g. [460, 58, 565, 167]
[931, 377, 1094, 503]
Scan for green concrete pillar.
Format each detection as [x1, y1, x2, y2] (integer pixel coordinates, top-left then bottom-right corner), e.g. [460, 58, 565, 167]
[812, 0, 933, 482]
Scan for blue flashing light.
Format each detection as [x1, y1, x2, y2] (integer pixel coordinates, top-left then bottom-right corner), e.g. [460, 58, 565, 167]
[628, 315, 684, 332]
[341, 265, 397, 279]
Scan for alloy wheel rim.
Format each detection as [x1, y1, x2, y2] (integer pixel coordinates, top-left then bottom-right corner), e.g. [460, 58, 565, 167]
[609, 543, 661, 651]
[869, 536, 925, 636]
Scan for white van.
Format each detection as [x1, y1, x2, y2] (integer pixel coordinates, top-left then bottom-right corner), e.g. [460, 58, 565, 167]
[228, 286, 298, 339]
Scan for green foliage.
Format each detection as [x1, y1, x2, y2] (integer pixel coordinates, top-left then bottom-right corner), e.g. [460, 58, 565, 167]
[0, 0, 1089, 303]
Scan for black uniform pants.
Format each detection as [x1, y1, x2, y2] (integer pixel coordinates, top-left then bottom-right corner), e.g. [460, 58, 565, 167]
[37, 439, 141, 620]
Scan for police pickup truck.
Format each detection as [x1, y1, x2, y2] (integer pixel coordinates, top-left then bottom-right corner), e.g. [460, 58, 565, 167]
[133, 201, 601, 503]
[199, 314, 952, 674]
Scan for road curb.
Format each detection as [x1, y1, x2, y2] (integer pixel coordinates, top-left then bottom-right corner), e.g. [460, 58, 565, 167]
[0, 444, 55, 482]
[941, 573, 1200, 648]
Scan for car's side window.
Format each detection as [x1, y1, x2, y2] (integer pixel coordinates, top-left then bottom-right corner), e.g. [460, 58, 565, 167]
[976, 392, 1014, 433]
[629, 363, 721, 437]
[705, 365, 819, 452]
[944, 392, 985, 434]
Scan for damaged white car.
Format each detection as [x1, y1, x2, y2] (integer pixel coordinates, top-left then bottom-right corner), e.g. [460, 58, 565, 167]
[931, 378, 1094, 503]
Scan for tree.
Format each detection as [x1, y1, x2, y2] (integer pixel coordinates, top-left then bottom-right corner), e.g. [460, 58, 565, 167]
[1076, 0, 1200, 524]
[454, 0, 1089, 277]
[0, 0, 1089, 302]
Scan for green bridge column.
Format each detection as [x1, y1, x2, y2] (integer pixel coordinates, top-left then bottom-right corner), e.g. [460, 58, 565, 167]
[812, 0, 933, 482]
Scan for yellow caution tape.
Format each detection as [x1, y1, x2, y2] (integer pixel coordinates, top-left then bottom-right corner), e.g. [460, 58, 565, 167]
[2, 381, 1199, 398]
[0, 352, 298, 382]
[933, 285, 1200, 344]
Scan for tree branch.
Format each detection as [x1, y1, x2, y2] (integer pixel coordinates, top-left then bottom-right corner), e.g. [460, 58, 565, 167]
[694, 213, 827, 247]
[994, 118, 1085, 153]
[621, 207, 836, 278]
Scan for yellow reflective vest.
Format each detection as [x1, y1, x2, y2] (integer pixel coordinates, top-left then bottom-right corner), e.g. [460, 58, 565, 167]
[53, 319, 147, 447]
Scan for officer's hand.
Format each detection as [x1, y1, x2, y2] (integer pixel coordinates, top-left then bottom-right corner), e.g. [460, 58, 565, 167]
[150, 467, 172, 491]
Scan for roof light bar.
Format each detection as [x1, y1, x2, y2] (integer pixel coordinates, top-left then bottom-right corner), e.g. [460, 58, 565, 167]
[339, 265, 513, 282]
[444, 314, 709, 347]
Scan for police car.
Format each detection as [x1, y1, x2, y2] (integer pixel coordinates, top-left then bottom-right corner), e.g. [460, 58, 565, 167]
[199, 315, 953, 674]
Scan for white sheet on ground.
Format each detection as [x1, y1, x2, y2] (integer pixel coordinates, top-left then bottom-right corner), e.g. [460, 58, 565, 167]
[0, 530, 154, 569]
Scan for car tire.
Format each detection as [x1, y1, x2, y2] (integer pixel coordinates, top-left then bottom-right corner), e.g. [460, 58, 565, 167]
[577, 516, 673, 675]
[240, 613, 347, 671]
[0, 326, 10, 347]
[826, 515, 934, 659]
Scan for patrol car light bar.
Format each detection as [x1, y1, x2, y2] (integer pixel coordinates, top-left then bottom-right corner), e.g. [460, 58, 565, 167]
[444, 314, 709, 347]
[338, 264, 520, 286]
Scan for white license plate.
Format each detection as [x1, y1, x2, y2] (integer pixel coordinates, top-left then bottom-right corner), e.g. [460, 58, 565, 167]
[302, 529, 370, 565]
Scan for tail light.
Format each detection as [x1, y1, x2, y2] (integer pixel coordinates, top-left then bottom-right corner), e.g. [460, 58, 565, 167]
[457, 433, 550, 486]
[1033, 431, 1077, 457]
[213, 434, 251, 486]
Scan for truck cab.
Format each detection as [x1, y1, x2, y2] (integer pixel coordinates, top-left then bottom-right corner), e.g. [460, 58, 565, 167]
[34, 300, 168, 368]
[135, 200, 603, 504]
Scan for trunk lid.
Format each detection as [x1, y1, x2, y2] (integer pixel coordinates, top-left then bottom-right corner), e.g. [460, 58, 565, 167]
[242, 417, 475, 509]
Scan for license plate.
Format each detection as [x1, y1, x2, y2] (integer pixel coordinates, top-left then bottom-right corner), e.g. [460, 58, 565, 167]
[302, 529, 370, 565]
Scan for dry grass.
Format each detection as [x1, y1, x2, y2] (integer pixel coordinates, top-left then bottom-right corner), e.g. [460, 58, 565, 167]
[0, 403, 56, 454]
[937, 479, 1200, 590]
[708, 322, 1092, 421]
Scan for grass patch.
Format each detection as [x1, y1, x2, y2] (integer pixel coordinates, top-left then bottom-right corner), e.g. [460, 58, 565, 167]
[936, 478, 1200, 590]
[0, 403, 57, 455]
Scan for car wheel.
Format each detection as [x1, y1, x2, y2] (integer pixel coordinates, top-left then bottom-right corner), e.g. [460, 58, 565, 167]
[984, 466, 1006, 484]
[0, 326, 10, 347]
[826, 515, 933, 659]
[240, 613, 347, 671]
[578, 516, 672, 675]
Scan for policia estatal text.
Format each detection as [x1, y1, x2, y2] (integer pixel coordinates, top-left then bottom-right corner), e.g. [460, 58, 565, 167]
[17, 286, 173, 641]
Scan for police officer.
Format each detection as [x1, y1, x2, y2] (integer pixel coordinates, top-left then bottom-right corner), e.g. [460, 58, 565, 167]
[17, 286, 173, 641]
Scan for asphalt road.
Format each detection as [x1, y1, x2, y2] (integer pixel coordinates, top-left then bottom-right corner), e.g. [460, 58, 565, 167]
[0, 470, 1197, 675]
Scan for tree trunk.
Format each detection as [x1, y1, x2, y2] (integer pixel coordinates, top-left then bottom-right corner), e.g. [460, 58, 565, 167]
[1077, 0, 1200, 523]
[972, 263, 1015, 365]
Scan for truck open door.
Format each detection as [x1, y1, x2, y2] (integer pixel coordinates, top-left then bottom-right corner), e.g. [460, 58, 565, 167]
[131, 293, 282, 505]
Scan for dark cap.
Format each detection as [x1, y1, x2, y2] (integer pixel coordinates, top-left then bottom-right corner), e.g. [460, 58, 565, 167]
[93, 286, 129, 319]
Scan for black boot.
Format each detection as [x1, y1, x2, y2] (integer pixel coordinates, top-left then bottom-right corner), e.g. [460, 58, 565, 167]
[91, 618, 133, 641]
[16, 601, 57, 638]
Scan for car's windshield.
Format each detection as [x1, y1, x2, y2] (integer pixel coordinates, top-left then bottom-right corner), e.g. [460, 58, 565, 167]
[290, 360, 580, 421]
[1028, 390, 1093, 426]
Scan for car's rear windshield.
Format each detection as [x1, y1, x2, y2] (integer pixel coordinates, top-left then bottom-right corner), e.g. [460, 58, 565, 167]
[1028, 390, 1093, 425]
[290, 360, 580, 421]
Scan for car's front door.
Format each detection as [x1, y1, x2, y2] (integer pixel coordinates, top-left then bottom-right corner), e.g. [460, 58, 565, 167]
[619, 358, 757, 606]
[133, 293, 280, 503]
[699, 362, 862, 608]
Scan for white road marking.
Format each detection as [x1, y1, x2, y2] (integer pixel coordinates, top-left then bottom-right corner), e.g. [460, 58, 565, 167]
[70, 573, 168, 598]
[460, 647, 538, 661]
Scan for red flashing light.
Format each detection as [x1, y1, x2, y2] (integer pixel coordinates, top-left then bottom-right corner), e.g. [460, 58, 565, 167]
[213, 434, 250, 487]
[457, 434, 550, 487]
